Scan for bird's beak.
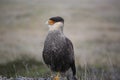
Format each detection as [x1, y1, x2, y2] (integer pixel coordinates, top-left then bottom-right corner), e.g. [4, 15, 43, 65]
[45, 20, 55, 25]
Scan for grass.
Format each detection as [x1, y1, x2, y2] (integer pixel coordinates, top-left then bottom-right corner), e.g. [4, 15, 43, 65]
[0, 58, 48, 78]
[0, 58, 120, 80]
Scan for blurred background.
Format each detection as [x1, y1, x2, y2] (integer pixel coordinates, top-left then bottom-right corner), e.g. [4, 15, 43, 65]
[0, 0, 120, 79]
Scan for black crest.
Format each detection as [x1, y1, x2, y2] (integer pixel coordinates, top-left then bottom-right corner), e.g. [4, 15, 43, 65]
[49, 16, 64, 23]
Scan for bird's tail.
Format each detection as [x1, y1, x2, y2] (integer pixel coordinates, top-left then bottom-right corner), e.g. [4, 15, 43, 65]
[70, 61, 76, 76]
[66, 66, 78, 80]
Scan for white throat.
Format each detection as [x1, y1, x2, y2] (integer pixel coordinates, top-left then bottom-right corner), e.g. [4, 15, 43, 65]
[48, 22, 64, 32]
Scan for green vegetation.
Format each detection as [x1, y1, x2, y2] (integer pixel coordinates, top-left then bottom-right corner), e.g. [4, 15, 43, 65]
[0, 58, 48, 77]
[0, 59, 120, 80]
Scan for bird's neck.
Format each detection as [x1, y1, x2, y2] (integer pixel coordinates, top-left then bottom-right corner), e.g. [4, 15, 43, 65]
[48, 29, 64, 35]
[49, 27, 63, 33]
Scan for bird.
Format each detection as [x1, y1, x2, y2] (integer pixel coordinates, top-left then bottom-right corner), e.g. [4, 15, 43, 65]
[42, 16, 77, 80]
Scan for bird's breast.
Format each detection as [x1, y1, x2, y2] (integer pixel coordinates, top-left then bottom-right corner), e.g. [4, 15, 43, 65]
[44, 31, 66, 54]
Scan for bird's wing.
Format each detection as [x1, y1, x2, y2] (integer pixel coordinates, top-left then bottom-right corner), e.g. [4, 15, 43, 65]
[65, 37, 76, 76]
[65, 37, 74, 54]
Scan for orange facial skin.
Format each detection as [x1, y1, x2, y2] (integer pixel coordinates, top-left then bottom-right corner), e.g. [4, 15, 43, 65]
[48, 20, 55, 25]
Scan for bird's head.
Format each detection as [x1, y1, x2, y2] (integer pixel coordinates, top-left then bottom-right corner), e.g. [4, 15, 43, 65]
[46, 16, 64, 31]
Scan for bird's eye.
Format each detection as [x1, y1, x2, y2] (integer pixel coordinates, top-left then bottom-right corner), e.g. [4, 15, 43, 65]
[48, 20, 55, 25]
